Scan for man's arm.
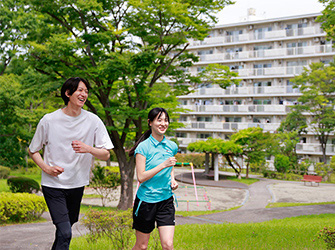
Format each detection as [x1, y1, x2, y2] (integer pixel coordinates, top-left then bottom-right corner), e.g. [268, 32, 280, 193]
[28, 150, 64, 176]
[71, 140, 110, 161]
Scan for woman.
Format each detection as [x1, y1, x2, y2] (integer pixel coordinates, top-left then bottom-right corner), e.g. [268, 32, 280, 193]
[129, 108, 178, 250]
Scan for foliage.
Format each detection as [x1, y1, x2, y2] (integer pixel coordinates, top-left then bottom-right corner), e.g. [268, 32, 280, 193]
[274, 155, 291, 173]
[317, 0, 335, 40]
[277, 110, 307, 135]
[262, 171, 302, 181]
[317, 226, 335, 250]
[314, 162, 332, 182]
[81, 208, 133, 250]
[0, 166, 10, 179]
[231, 127, 271, 178]
[7, 176, 40, 193]
[90, 165, 121, 207]
[0, 192, 47, 223]
[296, 159, 312, 175]
[175, 153, 206, 168]
[291, 62, 335, 163]
[2, 0, 235, 209]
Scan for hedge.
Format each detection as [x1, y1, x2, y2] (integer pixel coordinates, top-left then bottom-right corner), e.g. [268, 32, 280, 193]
[7, 176, 40, 193]
[0, 166, 10, 179]
[0, 192, 47, 223]
[175, 153, 206, 168]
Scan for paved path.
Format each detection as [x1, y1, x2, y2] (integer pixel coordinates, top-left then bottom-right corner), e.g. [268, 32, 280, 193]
[1, 170, 335, 249]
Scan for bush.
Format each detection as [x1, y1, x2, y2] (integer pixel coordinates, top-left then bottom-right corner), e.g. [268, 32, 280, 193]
[175, 153, 206, 168]
[7, 177, 40, 193]
[90, 165, 121, 207]
[317, 226, 335, 249]
[27, 158, 38, 168]
[81, 208, 133, 250]
[274, 155, 290, 173]
[0, 192, 47, 223]
[0, 166, 10, 179]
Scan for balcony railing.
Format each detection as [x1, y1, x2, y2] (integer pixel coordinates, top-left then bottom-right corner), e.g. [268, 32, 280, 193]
[296, 143, 335, 155]
[196, 45, 335, 63]
[186, 85, 300, 96]
[183, 104, 287, 113]
[188, 26, 324, 46]
[180, 121, 281, 131]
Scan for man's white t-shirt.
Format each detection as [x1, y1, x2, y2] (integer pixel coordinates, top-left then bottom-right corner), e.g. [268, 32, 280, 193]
[29, 109, 114, 189]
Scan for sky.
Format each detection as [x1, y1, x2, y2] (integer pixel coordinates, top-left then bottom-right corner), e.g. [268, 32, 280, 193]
[216, 0, 325, 25]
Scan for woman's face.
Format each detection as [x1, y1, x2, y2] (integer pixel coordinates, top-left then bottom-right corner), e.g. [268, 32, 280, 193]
[149, 112, 169, 137]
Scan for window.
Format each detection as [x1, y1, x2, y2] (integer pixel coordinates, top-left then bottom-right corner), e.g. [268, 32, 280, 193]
[253, 99, 272, 105]
[254, 81, 272, 87]
[197, 116, 212, 122]
[176, 132, 187, 138]
[254, 27, 272, 39]
[197, 133, 211, 139]
[225, 117, 241, 122]
[179, 100, 187, 105]
[179, 116, 187, 122]
[225, 99, 242, 105]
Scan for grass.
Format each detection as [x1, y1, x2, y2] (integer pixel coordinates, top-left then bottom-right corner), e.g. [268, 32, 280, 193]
[267, 201, 335, 208]
[71, 213, 335, 249]
[224, 175, 259, 185]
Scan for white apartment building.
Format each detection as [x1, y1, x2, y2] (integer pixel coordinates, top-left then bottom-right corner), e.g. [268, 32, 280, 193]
[175, 12, 335, 163]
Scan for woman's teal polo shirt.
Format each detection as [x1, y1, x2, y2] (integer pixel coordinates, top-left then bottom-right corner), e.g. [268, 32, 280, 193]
[135, 134, 178, 203]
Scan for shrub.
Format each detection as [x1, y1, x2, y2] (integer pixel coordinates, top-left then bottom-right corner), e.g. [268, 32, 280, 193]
[27, 158, 38, 168]
[0, 166, 10, 179]
[7, 177, 40, 193]
[0, 192, 47, 223]
[81, 208, 133, 250]
[317, 226, 335, 249]
[175, 153, 206, 168]
[274, 155, 290, 173]
[90, 165, 121, 207]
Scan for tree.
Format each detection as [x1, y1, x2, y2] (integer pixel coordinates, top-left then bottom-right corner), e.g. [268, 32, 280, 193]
[231, 127, 271, 178]
[6, 0, 234, 209]
[291, 62, 335, 163]
[317, 0, 335, 40]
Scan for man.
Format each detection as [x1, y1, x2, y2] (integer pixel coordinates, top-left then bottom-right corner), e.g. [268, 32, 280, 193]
[29, 77, 113, 250]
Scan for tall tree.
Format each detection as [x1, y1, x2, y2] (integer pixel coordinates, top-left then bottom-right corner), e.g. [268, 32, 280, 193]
[8, 0, 234, 209]
[292, 62, 335, 163]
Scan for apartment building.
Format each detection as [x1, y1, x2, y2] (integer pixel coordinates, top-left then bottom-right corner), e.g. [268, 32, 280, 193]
[175, 12, 335, 163]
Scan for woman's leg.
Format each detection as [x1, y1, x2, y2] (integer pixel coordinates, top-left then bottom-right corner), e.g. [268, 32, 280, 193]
[158, 226, 175, 250]
[132, 230, 151, 250]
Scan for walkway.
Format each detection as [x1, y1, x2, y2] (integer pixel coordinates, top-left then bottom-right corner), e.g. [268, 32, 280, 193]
[1, 170, 335, 249]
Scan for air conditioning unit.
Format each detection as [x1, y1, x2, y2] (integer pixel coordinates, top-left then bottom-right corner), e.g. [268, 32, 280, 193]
[303, 18, 308, 23]
[248, 25, 253, 30]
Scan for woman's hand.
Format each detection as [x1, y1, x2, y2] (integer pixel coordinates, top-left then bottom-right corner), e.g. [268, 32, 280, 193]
[171, 179, 178, 190]
[163, 157, 177, 168]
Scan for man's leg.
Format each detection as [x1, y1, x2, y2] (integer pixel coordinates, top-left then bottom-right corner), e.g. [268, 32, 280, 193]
[51, 221, 72, 250]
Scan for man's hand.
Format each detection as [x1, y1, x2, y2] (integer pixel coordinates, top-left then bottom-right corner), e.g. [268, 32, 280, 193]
[43, 165, 64, 177]
[72, 140, 91, 154]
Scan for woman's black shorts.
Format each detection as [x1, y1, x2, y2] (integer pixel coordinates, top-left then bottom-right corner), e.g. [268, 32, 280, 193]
[133, 196, 175, 234]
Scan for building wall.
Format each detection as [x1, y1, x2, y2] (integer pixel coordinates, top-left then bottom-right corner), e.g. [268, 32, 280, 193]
[175, 13, 335, 163]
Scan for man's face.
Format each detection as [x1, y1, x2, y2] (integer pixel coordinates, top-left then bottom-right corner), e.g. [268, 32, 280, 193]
[67, 81, 88, 108]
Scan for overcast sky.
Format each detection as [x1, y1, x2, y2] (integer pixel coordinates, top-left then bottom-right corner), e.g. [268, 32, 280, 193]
[216, 0, 325, 24]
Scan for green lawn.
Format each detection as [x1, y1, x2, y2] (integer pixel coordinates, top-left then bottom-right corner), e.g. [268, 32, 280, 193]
[71, 213, 335, 249]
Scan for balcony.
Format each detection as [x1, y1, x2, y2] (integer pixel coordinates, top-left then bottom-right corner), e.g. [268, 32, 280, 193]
[296, 143, 335, 155]
[197, 45, 335, 63]
[179, 122, 281, 132]
[234, 65, 306, 77]
[185, 85, 300, 97]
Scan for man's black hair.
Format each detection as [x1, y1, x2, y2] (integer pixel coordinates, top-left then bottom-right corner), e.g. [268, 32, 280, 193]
[61, 77, 91, 105]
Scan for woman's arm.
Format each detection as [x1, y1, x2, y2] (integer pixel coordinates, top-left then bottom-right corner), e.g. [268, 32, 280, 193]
[170, 167, 178, 190]
[136, 154, 177, 183]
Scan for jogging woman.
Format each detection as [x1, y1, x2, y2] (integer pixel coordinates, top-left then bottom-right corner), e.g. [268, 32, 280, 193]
[129, 107, 178, 250]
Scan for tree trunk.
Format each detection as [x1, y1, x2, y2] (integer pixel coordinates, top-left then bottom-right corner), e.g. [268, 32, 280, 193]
[205, 152, 210, 174]
[114, 148, 135, 210]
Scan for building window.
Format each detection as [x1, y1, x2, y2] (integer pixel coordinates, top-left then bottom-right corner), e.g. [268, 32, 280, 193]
[225, 117, 241, 122]
[197, 116, 212, 122]
[179, 116, 187, 122]
[254, 27, 272, 39]
[179, 100, 187, 105]
[176, 132, 187, 138]
[225, 99, 242, 105]
[253, 99, 272, 105]
[197, 133, 211, 139]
